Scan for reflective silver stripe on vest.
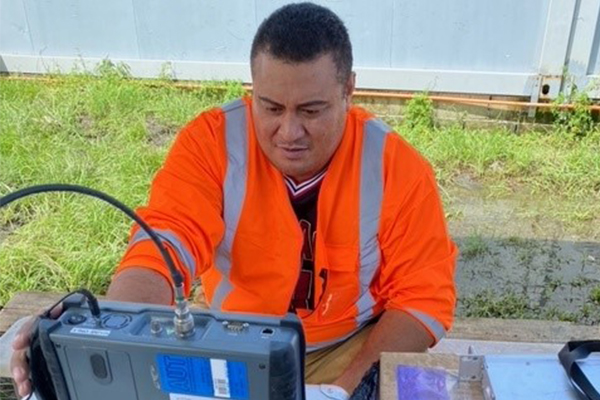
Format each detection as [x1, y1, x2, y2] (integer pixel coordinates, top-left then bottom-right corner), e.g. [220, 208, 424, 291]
[355, 118, 388, 327]
[212, 98, 248, 310]
[307, 118, 388, 351]
[405, 308, 446, 342]
[129, 229, 196, 278]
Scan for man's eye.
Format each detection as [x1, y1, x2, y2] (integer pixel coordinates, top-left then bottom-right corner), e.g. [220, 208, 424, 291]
[303, 109, 320, 116]
[266, 107, 282, 113]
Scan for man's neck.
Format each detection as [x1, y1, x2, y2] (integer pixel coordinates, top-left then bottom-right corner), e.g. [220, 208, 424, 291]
[284, 168, 327, 199]
[286, 167, 328, 185]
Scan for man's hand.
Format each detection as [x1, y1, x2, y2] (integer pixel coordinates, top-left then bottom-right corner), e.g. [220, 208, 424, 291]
[9, 315, 38, 398]
[9, 268, 170, 398]
[305, 384, 349, 400]
[9, 303, 63, 398]
[10, 315, 36, 397]
[333, 310, 433, 393]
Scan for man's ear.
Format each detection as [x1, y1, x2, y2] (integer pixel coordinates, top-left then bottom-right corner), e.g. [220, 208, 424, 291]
[344, 72, 356, 110]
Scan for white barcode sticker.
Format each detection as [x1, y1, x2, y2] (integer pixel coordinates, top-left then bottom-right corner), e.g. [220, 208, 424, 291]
[210, 359, 231, 398]
[157, 354, 247, 399]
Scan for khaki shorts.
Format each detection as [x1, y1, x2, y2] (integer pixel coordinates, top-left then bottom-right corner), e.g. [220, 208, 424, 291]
[305, 324, 375, 384]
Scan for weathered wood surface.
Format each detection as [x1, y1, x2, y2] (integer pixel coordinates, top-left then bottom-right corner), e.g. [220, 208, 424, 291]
[449, 317, 600, 343]
[0, 292, 62, 334]
[2, 292, 599, 342]
[1, 292, 598, 399]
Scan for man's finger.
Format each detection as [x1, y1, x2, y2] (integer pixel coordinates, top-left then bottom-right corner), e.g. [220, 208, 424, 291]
[18, 379, 31, 397]
[12, 333, 27, 351]
[12, 365, 25, 381]
[10, 349, 27, 377]
[48, 303, 63, 319]
[11, 317, 37, 351]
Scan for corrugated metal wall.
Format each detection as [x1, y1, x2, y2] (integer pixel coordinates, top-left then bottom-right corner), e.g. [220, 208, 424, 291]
[1, 0, 599, 99]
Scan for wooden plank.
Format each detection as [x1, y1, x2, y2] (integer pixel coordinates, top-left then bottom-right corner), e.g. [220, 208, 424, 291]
[2, 291, 63, 311]
[432, 338, 563, 355]
[450, 317, 600, 343]
[2, 292, 599, 342]
[0, 292, 63, 335]
[1, 291, 597, 400]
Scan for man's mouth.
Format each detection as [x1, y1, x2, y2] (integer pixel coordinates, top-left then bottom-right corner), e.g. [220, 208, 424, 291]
[277, 145, 309, 159]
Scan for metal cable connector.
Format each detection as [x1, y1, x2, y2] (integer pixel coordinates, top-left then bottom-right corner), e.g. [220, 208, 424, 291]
[173, 285, 195, 338]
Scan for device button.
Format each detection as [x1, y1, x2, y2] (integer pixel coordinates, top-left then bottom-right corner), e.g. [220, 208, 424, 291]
[67, 314, 87, 325]
[90, 354, 108, 379]
[151, 319, 163, 336]
[102, 314, 132, 329]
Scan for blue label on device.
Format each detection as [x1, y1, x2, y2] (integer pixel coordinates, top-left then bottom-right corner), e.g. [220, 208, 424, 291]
[156, 354, 249, 399]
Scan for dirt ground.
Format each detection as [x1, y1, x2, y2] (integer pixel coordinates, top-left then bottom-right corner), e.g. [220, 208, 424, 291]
[448, 174, 600, 322]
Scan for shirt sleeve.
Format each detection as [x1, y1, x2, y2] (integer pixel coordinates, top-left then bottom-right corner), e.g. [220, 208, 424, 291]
[115, 108, 227, 297]
[375, 133, 458, 344]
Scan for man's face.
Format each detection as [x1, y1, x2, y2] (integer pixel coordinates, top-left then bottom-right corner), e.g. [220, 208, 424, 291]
[251, 52, 355, 182]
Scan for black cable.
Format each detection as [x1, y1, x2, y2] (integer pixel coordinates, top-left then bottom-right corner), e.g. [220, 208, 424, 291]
[41, 289, 101, 319]
[0, 184, 184, 289]
[1, 184, 189, 400]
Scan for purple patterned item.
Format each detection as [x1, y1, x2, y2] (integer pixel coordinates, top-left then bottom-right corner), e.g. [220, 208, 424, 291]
[396, 365, 450, 400]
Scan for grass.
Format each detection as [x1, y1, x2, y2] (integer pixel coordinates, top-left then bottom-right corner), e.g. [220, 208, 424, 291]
[460, 233, 489, 260]
[0, 70, 245, 304]
[590, 286, 600, 304]
[402, 116, 600, 202]
[1, 71, 599, 319]
[400, 95, 600, 232]
[460, 290, 600, 324]
[460, 290, 539, 319]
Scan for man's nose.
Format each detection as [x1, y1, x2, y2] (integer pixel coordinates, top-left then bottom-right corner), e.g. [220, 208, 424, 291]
[278, 112, 304, 142]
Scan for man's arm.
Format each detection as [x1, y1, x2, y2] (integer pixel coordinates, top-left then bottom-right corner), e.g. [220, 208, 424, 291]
[326, 137, 456, 394]
[106, 267, 173, 305]
[332, 309, 433, 394]
[115, 110, 227, 298]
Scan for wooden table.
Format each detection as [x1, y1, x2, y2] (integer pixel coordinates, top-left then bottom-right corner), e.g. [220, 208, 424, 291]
[1, 292, 598, 399]
[2, 292, 598, 340]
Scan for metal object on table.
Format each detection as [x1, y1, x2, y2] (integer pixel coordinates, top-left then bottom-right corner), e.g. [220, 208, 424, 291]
[457, 350, 600, 400]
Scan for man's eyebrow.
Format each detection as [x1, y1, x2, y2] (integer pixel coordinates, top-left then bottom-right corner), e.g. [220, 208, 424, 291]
[298, 100, 328, 108]
[258, 96, 283, 107]
[258, 96, 328, 108]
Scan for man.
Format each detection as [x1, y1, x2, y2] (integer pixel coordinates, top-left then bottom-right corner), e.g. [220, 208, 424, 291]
[12, 3, 456, 399]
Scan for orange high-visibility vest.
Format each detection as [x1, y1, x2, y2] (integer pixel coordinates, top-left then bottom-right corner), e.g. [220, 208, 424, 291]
[118, 97, 457, 349]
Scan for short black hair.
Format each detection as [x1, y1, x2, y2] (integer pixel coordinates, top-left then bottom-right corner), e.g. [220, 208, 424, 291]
[250, 2, 353, 83]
